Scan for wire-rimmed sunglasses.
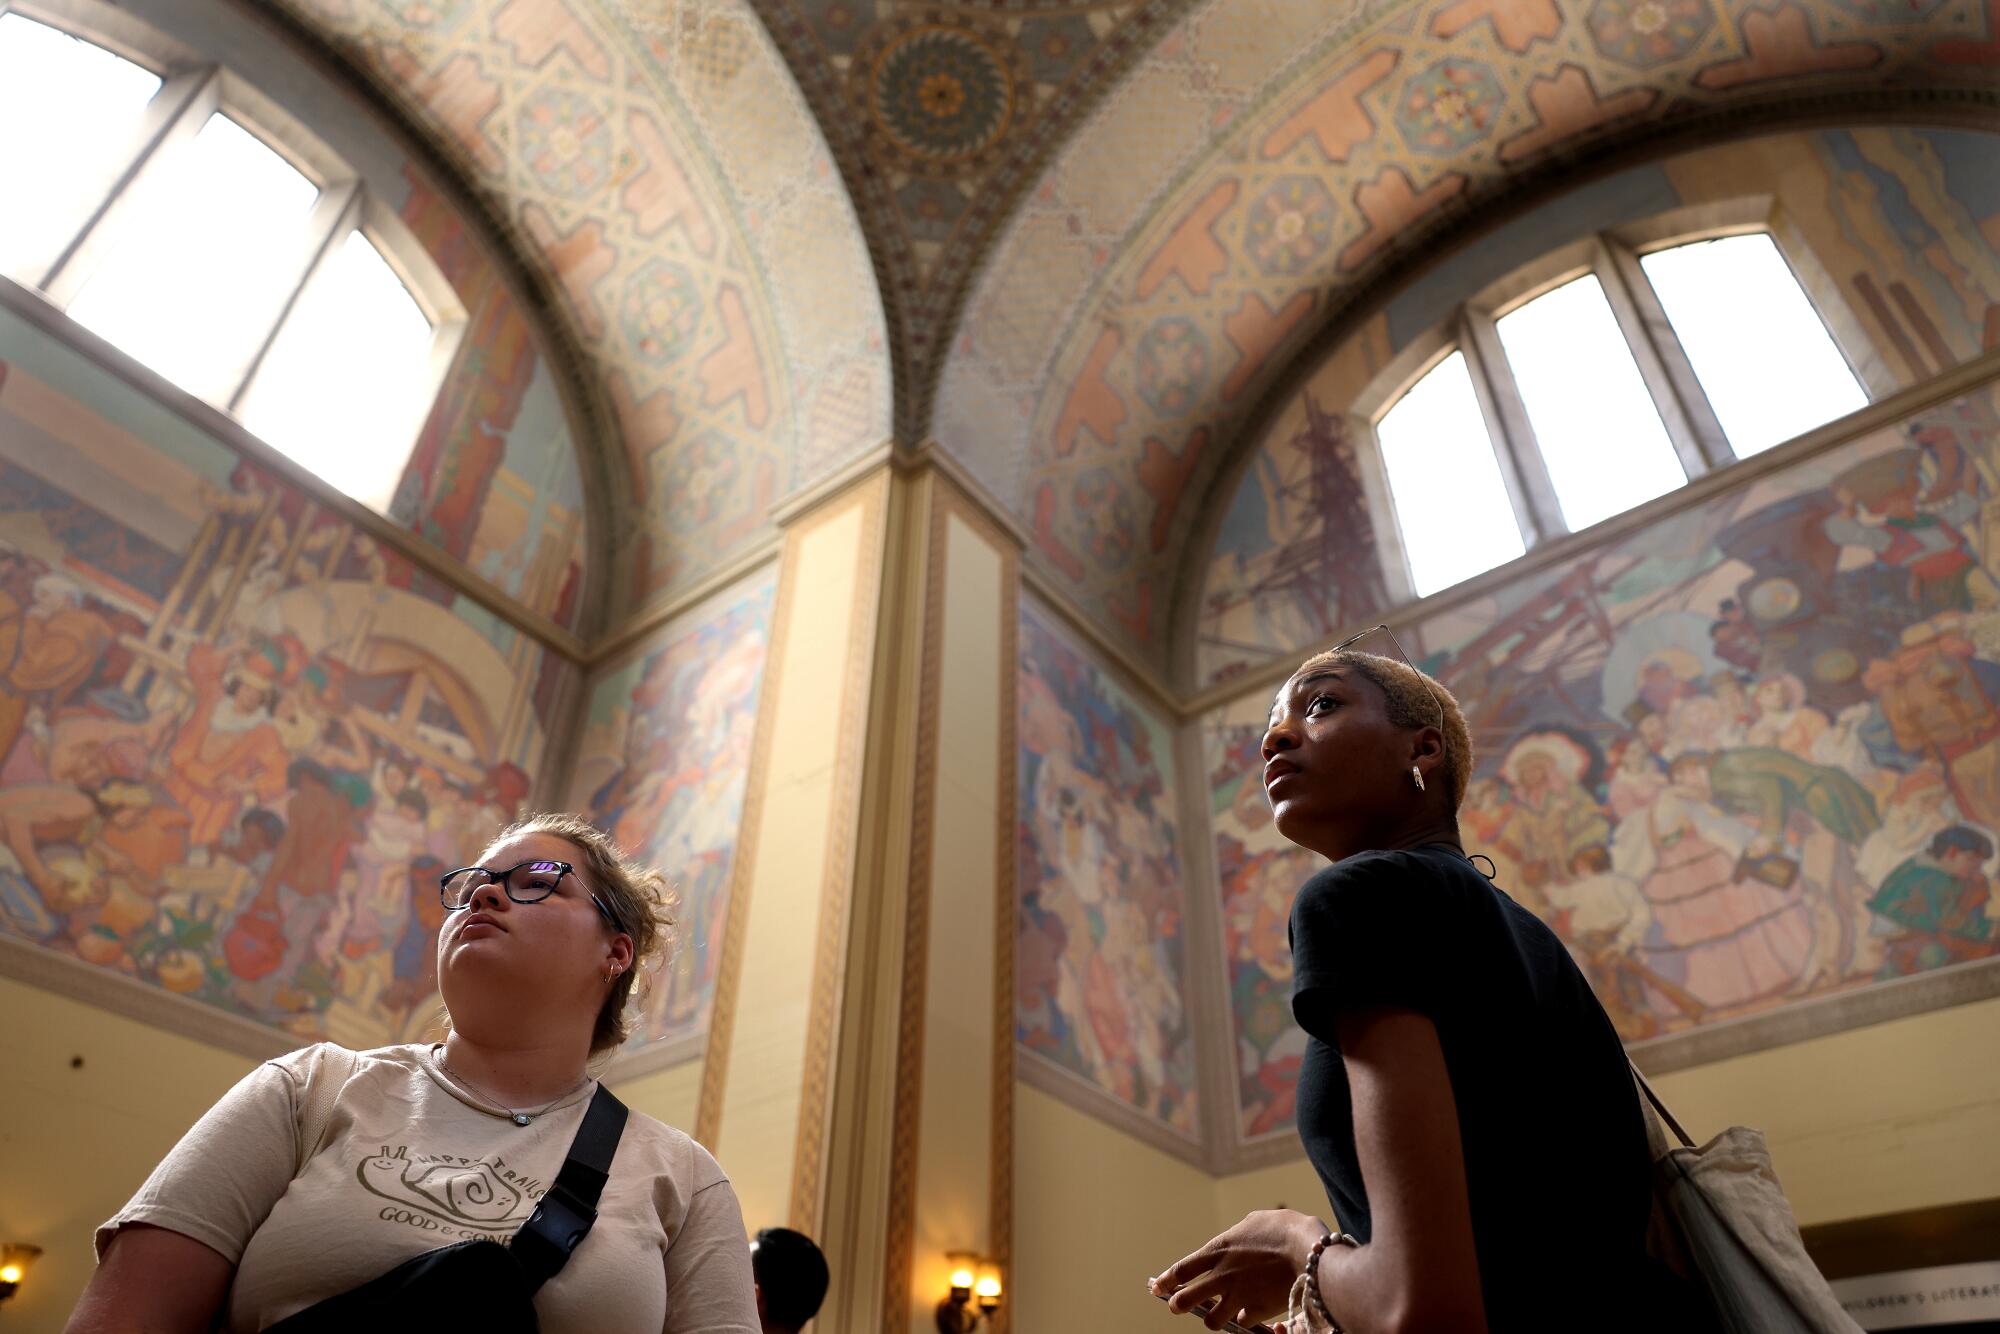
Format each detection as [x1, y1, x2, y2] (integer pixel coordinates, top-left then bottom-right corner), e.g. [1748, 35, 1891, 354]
[1327, 623, 1447, 739]
[438, 860, 628, 935]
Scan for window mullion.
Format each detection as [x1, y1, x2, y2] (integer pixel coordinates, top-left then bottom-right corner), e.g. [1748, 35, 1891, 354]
[1459, 307, 1563, 546]
[226, 181, 360, 410]
[1596, 236, 1730, 474]
[39, 64, 218, 298]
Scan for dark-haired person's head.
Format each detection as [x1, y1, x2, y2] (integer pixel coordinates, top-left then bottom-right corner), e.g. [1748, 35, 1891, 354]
[750, 1227, 829, 1333]
[1930, 824, 1994, 875]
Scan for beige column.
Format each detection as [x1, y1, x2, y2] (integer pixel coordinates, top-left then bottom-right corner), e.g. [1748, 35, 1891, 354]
[692, 458, 1021, 1333]
[800, 463, 1021, 1334]
[695, 467, 893, 1234]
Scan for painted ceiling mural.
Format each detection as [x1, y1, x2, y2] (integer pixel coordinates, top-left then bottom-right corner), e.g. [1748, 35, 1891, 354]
[272, 0, 891, 619]
[1196, 124, 2000, 690]
[937, 0, 2000, 671]
[736, 0, 1209, 429]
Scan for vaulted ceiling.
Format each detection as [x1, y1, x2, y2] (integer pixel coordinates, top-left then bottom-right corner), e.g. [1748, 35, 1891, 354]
[271, 0, 2000, 661]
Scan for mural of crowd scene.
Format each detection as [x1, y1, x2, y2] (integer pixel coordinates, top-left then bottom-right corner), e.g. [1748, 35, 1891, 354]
[1201, 378, 2000, 1136]
[1203, 692, 1327, 1142]
[0, 315, 567, 1051]
[1017, 601, 1199, 1139]
[566, 574, 774, 1051]
[1196, 127, 2000, 688]
[387, 172, 589, 633]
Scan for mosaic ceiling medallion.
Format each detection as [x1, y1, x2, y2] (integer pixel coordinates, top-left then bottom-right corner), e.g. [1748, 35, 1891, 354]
[859, 16, 1027, 173]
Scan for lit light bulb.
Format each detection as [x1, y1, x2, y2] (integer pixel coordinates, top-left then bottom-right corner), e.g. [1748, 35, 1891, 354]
[973, 1276, 1001, 1300]
[949, 1266, 976, 1291]
[0, 1265, 20, 1284]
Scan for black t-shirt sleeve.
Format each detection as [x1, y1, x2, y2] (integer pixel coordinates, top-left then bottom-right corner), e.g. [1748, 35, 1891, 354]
[1290, 852, 1459, 1037]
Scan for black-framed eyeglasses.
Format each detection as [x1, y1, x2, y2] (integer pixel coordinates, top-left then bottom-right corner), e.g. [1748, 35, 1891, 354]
[1329, 623, 1447, 738]
[439, 860, 627, 935]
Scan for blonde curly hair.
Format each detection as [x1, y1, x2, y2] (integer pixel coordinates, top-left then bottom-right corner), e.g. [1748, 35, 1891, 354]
[487, 812, 680, 1055]
[1287, 649, 1475, 811]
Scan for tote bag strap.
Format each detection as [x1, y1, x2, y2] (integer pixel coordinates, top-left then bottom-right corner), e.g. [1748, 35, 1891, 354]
[510, 1083, 629, 1293]
[295, 1044, 361, 1177]
[1630, 1060, 1696, 1151]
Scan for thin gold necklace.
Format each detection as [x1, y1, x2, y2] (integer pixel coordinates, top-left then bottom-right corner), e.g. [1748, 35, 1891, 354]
[434, 1047, 591, 1127]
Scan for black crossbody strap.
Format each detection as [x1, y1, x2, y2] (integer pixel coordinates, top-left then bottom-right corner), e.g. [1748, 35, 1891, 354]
[510, 1084, 629, 1292]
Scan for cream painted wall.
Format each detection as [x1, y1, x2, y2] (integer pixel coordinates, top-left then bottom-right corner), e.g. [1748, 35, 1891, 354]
[1651, 996, 2000, 1227]
[612, 1057, 704, 1146]
[1014, 1083, 1220, 1334]
[0, 977, 261, 1333]
[1212, 1157, 1335, 1234]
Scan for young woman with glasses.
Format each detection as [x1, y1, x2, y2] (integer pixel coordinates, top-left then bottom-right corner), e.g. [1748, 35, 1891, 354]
[70, 813, 759, 1333]
[1149, 631, 1708, 1334]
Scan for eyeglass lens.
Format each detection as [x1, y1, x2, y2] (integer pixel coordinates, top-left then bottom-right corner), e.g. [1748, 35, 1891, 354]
[440, 861, 566, 909]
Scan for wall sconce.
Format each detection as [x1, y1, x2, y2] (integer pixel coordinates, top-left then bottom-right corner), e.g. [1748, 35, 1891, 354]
[0, 1244, 41, 1305]
[936, 1251, 1002, 1333]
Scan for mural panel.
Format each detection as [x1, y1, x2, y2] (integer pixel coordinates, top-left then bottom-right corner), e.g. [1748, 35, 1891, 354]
[1017, 600, 1199, 1140]
[0, 312, 568, 1049]
[1203, 691, 1327, 1143]
[389, 172, 589, 633]
[566, 573, 774, 1051]
[1206, 378, 2000, 1138]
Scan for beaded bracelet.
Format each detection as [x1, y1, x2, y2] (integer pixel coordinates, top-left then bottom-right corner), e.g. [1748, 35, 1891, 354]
[1303, 1230, 1359, 1332]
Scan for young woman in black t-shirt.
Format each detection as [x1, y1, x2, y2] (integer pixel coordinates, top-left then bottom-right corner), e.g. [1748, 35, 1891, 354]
[1150, 642, 1697, 1333]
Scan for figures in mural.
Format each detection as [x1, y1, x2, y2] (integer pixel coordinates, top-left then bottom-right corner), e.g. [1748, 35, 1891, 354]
[1204, 386, 2000, 1090]
[0, 358, 556, 1048]
[1869, 825, 1997, 976]
[1018, 607, 1199, 1138]
[565, 582, 772, 1050]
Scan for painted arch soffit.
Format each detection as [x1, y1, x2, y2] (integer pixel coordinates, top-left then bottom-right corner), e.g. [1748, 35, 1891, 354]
[935, 0, 2000, 670]
[268, 0, 892, 622]
[733, 0, 1213, 438]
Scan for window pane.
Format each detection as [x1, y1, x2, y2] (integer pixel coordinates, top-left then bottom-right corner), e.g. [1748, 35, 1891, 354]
[1496, 273, 1686, 531]
[0, 15, 161, 283]
[65, 114, 319, 399]
[239, 232, 435, 510]
[1377, 351, 1527, 597]
[1641, 233, 1868, 459]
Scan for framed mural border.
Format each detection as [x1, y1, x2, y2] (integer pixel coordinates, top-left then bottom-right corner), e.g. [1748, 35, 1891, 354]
[1016, 1044, 1208, 1167]
[0, 934, 297, 1062]
[1628, 956, 2000, 1076]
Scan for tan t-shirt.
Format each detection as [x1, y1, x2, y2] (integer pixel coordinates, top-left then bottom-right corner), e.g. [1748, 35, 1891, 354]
[97, 1043, 759, 1334]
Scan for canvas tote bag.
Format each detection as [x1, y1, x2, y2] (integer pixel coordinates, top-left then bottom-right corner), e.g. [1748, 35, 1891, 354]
[1632, 1065, 1862, 1334]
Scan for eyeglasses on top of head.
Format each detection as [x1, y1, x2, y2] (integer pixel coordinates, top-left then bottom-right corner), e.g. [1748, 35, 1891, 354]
[439, 860, 628, 936]
[1329, 623, 1447, 739]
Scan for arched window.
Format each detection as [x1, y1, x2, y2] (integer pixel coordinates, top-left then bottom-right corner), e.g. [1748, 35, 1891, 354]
[0, 8, 465, 512]
[1372, 220, 1870, 598]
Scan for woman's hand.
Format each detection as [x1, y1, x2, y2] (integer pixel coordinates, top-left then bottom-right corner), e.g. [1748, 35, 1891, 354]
[1150, 1208, 1325, 1329]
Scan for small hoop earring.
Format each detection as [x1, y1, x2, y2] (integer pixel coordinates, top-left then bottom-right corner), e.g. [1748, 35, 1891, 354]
[1411, 765, 1425, 793]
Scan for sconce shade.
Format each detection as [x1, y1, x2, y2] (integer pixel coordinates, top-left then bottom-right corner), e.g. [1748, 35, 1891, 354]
[0, 1244, 41, 1304]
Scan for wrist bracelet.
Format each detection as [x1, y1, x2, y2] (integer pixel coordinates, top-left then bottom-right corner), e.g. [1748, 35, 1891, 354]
[1303, 1231, 1359, 1332]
